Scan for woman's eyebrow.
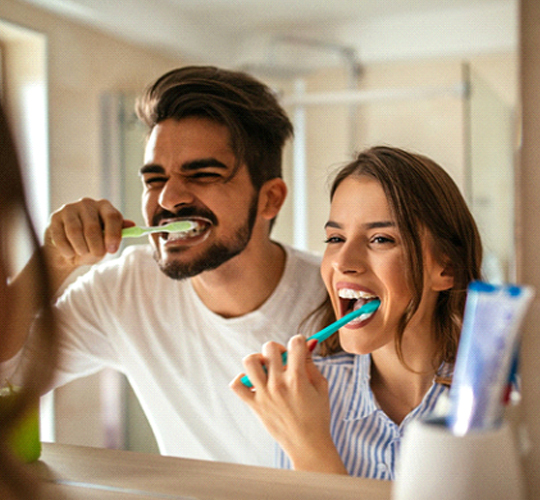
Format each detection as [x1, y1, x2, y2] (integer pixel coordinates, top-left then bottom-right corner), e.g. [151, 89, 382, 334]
[324, 220, 395, 230]
[366, 221, 396, 229]
[324, 221, 342, 230]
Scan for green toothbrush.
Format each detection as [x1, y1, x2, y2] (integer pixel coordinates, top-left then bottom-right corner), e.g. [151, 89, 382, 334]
[121, 220, 197, 238]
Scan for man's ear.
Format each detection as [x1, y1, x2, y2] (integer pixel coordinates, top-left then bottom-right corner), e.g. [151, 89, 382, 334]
[432, 260, 455, 292]
[258, 178, 287, 221]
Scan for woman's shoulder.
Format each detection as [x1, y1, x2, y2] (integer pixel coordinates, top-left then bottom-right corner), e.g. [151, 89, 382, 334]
[313, 351, 368, 373]
[313, 353, 371, 392]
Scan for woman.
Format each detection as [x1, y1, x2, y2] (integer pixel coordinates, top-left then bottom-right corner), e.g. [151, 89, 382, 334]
[231, 146, 482, 480]
[0, 103, 57, 498]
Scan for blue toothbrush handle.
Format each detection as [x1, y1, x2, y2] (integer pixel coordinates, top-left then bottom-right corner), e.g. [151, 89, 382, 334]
[239, 352, 288, 389]
[240, 300, 380, 388]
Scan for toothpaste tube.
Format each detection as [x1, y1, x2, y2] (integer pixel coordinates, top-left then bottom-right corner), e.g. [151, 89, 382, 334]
[446, 281, 535, 436]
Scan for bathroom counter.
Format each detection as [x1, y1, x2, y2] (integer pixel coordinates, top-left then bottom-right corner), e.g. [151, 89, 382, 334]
[33, 442, 393, 499]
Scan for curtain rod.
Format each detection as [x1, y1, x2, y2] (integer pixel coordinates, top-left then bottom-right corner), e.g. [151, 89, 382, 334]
[281, 82, 468, 107]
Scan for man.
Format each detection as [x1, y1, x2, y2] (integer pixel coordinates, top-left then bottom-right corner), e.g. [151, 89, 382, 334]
[4, 66, 326, 466]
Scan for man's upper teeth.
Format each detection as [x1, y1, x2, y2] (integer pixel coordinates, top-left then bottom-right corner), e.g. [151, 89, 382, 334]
[166, 221, 205, 240]
[338, 289, 377, 300]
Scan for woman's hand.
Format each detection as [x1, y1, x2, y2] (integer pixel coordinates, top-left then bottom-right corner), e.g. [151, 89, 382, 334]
[230, 334, 348, 474]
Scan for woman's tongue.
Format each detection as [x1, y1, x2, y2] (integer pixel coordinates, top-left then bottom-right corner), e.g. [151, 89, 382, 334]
[352, 298, 368, 312]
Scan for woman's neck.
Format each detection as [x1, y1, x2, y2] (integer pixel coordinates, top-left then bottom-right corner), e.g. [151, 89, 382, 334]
[370, 339, 439, 425]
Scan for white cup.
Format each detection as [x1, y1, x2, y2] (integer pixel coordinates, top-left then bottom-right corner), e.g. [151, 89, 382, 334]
[392, 419, 525, 500]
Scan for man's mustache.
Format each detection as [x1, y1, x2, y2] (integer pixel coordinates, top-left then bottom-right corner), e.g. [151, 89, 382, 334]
[152, 207, 218, 226]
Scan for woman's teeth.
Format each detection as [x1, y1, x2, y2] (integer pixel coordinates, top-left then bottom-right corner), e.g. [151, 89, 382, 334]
[338, 288, 378, 301]
[338, 288, 379, 320]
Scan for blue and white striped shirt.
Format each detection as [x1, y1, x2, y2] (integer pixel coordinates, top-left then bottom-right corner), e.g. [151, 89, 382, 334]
[276, 352, 451, 480]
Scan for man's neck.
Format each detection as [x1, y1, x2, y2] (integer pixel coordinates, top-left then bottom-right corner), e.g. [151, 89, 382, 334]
[189, 239, 286, 318]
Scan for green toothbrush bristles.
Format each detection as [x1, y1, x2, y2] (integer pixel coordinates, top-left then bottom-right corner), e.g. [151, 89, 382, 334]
[121, 221, 196, 239]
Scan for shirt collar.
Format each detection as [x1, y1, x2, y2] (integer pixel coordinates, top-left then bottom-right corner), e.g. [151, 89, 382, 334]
[344, 355, 452, 423]
[344, 354, 377, 421]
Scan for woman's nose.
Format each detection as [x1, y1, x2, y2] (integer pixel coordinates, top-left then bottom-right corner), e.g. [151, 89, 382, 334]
[331, 244, 367, 275]
[158, 176, 195, 212]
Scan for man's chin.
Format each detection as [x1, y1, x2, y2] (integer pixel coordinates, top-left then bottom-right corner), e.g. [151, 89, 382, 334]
[153, 244, 243, 281]
[158, 261, 197, 281]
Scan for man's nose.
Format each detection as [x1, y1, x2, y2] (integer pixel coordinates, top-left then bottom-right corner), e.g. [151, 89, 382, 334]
[158, 176, 195, 212]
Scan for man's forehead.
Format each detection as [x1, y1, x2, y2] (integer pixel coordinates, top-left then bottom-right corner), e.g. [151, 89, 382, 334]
[145, 118, 235, 154]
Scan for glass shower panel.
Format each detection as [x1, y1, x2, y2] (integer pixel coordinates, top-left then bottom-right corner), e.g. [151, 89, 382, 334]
[100, 92, 159, 454]
[468, 69, 515, 283]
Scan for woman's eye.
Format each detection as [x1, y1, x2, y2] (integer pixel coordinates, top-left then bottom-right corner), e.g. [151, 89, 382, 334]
[371, 235, 395, 245]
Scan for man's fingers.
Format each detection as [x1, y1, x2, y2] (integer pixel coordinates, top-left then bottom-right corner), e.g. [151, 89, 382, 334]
[47, 216, 77, 258]
[99, 203, 125, 254]
[46, 198, 124, 261]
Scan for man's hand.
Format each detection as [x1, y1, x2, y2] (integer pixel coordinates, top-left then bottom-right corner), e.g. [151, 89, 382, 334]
[1, 198, 134, 363]
[44, 198, 133, 284]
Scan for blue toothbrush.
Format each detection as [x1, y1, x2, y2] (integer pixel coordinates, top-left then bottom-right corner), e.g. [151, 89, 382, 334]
[241, 299, 381, 388]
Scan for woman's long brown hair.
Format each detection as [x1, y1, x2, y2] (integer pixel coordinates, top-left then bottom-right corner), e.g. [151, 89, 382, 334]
[0, 103, 57, 499]
[313, 146, 483, 369]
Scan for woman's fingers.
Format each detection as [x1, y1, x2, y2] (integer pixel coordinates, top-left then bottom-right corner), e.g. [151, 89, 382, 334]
[230, 351, 269, 397]
[261, 341, 287, 386]
[229, 372, 256, 401]
[286, 335, 309, 376]
[230, 336, 319, 400]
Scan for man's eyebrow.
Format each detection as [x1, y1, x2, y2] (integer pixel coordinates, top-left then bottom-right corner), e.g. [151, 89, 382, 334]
[181, 158, 230, 172]
[139, 158, 230, 176]
[324, 220, 396, 230]
[139, 164, 164, 176]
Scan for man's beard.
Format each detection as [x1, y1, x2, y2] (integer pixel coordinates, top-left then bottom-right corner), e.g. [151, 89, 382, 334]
[154, 194, 259, 280]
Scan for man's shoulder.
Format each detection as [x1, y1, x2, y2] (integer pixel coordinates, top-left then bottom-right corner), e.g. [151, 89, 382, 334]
[64, 244, 155, 290]
[283, 244, 322, 269]
[282, 245, 326, 305]
[118, 243, 154, 262]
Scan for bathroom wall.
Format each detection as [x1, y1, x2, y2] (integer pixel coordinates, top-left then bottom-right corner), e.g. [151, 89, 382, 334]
[0, 0, 182, 446]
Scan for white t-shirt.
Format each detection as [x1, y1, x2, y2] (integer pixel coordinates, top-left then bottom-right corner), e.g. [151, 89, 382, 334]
[31, 243, 325, 466]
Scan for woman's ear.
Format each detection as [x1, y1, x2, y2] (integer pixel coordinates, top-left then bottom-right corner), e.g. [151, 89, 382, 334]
[258, 178, 287, 221]
[432, 260, 455, 292]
